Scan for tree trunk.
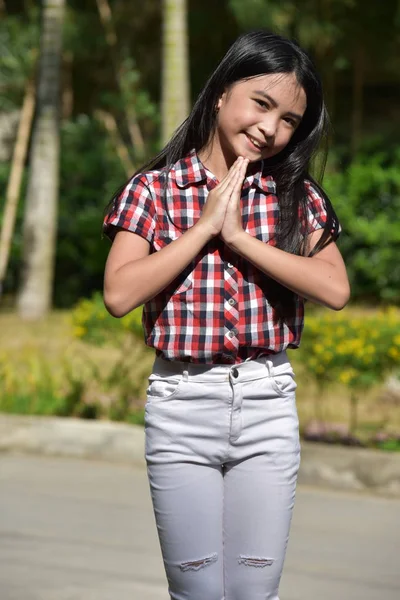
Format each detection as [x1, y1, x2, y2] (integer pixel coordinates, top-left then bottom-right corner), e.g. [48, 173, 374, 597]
[161, 0, 190, 145]
[351, 45, 365, 157]
[95, 109, 134, 177]
[17, 0, 65, 319]
[95, 0, 145, 159]
[0, 77, 36, 296]
[62, 51, 74, 119]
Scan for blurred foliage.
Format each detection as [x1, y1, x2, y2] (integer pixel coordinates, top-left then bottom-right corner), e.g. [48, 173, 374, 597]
[324, 149, 400, 302]
[70, 292, 143, 344]
[0, 308, 153, 424]
[1, 0, 400, 307]
[0, 9, 39, 110]
[2, 304, 400, 448]
[55, 116, 125, 306]
[300, 308, 400, 437]
[302, 308, 400, 389]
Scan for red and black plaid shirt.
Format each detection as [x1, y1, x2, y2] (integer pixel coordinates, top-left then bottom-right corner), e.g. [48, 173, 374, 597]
[104, 150, 331, 364]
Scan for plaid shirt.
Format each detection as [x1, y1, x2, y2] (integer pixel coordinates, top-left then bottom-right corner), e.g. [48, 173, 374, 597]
[104, 150, 330, 364]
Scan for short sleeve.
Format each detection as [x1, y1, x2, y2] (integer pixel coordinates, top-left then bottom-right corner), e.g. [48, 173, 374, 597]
[103, 174, 156, 242]
[300, 180, 341, 238]
[302, 181, 327, 234]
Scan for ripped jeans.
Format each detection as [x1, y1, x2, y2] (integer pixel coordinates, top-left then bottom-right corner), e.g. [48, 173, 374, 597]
[145, 352, 300, 600]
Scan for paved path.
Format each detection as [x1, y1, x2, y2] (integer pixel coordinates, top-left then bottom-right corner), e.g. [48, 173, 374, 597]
[0, 454, 399, 600]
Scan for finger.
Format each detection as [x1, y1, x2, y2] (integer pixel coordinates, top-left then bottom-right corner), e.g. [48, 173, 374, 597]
[223, 162, 244, 197]
[215, 157, 244, 192]
[226, 157, 248, 194]
[217, 156, 243, 189]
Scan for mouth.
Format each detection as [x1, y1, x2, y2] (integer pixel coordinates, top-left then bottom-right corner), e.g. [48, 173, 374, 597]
[245, 133, 267, 152]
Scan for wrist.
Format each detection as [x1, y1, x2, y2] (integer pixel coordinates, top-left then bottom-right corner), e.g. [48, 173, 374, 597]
[191, 220, 218, 243]
[224, 229, 249, 250]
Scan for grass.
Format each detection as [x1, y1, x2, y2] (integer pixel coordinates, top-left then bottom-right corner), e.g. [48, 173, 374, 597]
[0, 307, 399, 441]
[0, 310, 154, 420]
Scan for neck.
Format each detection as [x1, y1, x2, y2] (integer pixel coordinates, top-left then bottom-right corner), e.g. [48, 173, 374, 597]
[198, 133, 236, 182]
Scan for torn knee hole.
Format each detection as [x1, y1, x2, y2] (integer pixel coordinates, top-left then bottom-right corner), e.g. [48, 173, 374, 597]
[180, 553, 218, 572]
[238, 556, 274, 567]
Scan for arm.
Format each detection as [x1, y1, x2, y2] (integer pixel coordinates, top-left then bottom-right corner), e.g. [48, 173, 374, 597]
[225, 228, 350, 310]
[103, 224, 213, 317]
[104, 157, 248, 317]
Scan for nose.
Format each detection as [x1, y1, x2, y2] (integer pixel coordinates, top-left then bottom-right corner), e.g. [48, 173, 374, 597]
[258, 117, 277, 141]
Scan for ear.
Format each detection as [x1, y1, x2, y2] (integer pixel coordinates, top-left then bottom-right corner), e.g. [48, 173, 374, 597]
[217, 92, 226, 110]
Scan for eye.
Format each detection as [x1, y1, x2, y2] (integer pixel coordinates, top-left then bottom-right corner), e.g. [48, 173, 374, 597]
[283, 117, 297, 128]
[254, 99, 269, 109]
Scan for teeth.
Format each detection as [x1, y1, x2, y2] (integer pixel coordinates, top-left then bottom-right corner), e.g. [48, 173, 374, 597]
[248, 135, 263, 149]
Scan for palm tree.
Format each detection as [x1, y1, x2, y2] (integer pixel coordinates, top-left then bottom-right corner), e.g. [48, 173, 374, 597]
[17, 0, 65, 319]
[161, 0, 190, 145]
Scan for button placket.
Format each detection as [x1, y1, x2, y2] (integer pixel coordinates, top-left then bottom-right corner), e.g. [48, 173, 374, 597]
[224, 254, 239, 354]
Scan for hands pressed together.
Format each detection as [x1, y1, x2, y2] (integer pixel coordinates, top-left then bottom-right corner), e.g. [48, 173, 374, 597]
[197, 156, 249, 245]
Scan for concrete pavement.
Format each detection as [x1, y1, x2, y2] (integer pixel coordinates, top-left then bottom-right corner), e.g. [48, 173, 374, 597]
[2, 414, 400, 496]
[0, 454, 399, 600]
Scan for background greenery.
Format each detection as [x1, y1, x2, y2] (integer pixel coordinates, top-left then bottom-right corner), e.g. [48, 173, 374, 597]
[2, 1, 400, 304]
[1, 1, 400, 448]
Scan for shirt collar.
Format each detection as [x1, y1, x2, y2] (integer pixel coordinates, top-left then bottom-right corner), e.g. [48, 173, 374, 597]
[172, 149, 276, 194]
[172, 149, 208, 188]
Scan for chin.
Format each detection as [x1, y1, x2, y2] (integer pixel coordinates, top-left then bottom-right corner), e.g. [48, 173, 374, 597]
[238, 148, 262, 162]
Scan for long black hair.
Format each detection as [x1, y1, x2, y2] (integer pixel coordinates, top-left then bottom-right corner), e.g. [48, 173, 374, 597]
[107, 30, 339, 259]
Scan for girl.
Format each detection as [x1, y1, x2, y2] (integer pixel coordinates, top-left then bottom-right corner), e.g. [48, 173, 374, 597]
[103, 30, 350, 600]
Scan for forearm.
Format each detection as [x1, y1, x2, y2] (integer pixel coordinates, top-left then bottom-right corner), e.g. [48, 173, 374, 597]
[104, 223, 213, 317]
[227, 231, 350, 310]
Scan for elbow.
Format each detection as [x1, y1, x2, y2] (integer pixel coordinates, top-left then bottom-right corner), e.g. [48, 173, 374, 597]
[104, 302, 125, 319]
[103, 290, 138, 318]
[104, 296, 125, 318]
[327, 281, 351, 311]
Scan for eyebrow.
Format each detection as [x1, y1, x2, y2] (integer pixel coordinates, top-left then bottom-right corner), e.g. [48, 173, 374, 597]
[253, 90, 304, 122]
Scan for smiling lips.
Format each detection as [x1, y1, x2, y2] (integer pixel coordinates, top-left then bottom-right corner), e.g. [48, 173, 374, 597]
[245, 133, 267, 151]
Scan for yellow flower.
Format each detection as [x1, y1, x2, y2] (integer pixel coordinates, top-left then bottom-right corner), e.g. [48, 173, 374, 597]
[339, 368, 357, 385]
[73, 326, 87, 338]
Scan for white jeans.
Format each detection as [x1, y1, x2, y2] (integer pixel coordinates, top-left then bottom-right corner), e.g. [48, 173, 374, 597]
[145, 352, 300, 600]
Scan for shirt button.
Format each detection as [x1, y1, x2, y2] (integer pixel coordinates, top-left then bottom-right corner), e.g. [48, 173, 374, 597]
[228, 328, 238, 338]
[227, 262, 234, 269]
[228, 298, 236, 306]
[232, 368, 239, 378]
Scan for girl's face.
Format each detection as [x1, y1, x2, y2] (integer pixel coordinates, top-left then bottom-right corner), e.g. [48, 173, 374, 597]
[215, 72, 307, 163]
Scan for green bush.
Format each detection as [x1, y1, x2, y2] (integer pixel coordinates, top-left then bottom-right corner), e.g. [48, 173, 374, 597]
[300, 308, 400, 432]
[55, 116, 127, 307]
[324, 150, 400, 302]
[71, 292, 144, 345]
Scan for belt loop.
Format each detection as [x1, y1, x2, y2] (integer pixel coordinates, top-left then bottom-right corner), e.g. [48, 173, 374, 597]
[182, 363, 189, 382]
[264, 356, 272, 376]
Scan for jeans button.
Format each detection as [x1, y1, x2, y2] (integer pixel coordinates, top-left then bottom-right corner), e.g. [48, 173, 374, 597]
[232, 368, 239, 378]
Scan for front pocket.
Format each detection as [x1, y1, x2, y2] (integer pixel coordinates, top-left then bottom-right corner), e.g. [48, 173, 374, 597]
[271, 370, 297, 397]
[146, 375, 184, 402]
